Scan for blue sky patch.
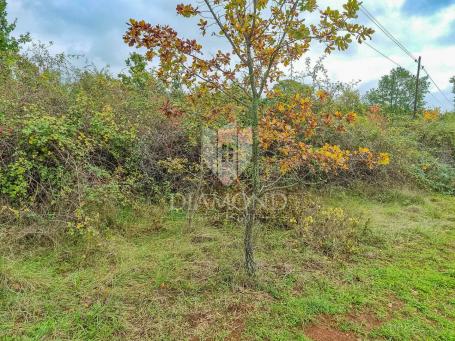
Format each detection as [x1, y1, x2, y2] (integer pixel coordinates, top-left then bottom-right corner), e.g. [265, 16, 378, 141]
[401, 0, 453, 15]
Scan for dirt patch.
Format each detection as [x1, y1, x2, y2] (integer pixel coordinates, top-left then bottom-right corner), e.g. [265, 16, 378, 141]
[226, 316, 246, 340]
[303, 294, 407, 341]
[305, 324, 358, 341]
[186, 301, 253, 340]
[346, 310, 382, 331]
[225, 301, 256, 340]
[304, 315, 358, 341]
[406, 206, 420, 214]
[186, 311, 211, 328]
[343, 296, 404, 333]
[386, 295, 405, 312]
[227, 302, 247, 314]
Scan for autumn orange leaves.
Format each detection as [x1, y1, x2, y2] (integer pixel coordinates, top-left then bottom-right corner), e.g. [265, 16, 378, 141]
[260, 89, 390, 176]
[423, 109, 440, 122]
[125, 1, 374, 95]
[124, 19, 206, 86]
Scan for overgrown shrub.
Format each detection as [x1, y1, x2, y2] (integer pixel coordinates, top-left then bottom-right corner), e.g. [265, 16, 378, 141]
[67, 180, 131, 237]
[0, 48, 173, 236]
[417, 114, 455, 165]
[1, 39, 454, 245]
[294, 207, 369, 258]
[328, 111, 455, 194]
[256, 193, 376, 258]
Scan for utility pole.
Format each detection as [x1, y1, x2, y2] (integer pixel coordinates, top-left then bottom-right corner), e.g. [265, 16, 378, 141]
[413, 56, 421, 118]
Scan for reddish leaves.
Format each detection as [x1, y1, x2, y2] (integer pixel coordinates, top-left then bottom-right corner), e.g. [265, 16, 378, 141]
[176, 4, 199, 17]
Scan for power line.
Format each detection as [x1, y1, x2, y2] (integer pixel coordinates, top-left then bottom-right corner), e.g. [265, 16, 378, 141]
[361, 40, 447, 109]
[362, 40, 449, 107]
[361, 5, 452, 108]
[421, 66, 452, 104]
[427, 90, 445, 108]
[360, 5, 417, 63]
[363, 41, 403, 68]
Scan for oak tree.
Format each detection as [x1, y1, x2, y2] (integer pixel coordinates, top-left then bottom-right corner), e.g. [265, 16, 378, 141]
[124, 0, 375, 276]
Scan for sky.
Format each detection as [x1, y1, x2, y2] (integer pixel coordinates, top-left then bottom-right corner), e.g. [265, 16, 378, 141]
[7, 0, 455, 110]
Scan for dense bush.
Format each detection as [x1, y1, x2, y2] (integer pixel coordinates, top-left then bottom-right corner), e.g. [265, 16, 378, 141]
[1, 44, 454, 239]
[256, 193, 377, 258]
[412, 114, 455, 194]
[317, 101, 453, 193]
[0, 49, 187, 236]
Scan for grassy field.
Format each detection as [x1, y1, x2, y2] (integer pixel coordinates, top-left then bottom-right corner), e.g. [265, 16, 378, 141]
[1, 188, 455, 340]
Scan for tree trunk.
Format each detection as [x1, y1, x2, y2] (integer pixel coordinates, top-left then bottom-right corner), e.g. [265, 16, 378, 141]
[244, 200, 256, 276]
[244, 97, 259, 277]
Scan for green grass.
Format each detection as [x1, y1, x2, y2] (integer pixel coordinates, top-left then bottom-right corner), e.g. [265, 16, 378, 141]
[1, 188, 455, 340]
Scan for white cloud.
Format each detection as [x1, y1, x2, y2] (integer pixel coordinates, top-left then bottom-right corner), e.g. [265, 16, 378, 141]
[293, 1, 455, 110]
[7, 0, 455, 110]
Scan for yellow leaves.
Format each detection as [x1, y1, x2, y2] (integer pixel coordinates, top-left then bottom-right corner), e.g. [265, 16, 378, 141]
[262, 47, 276, 59]
[378, 153, 390, 166]
[77, 132, 92, 148]
[276, 102, 286, 112]
[317, 144, 350, 170]
[261, 89, 391, 176]
[300, 0, 317, 12]
[1, 205, 23, 220]
[423, 109, 440, 122]
[355, 147, 390, 169]
[230, 0, 246, 6]
[270, 87, 283, 97]
[346, 112, 357, 123]
[126, 0, 374, 101]
[279, 160, 292, 175]
[321, 207, 345, 220]
[194, 59, 209, 74]
[257, 0, 268, 10]
[158, 157, 188, 175]
[145, 50, 155, 61]
[299, 97, 311, 108]
[302, 215, 314, 227]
